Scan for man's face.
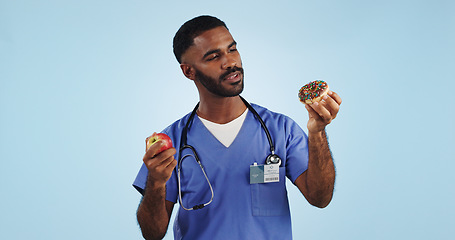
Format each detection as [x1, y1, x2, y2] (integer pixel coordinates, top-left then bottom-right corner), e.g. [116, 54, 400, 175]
[194, 65, 244, 97]
[181, 26, 244, 97]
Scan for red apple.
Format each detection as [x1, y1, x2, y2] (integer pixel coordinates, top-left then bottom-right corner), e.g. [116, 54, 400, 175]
[146, 132, 173, 153]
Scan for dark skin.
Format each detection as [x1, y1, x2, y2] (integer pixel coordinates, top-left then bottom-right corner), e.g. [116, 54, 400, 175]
[137, 26, 342, 239]
[136, 142, 176, 240]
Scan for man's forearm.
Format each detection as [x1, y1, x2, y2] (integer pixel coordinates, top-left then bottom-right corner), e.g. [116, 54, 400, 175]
[305, 130, 335, 208]
[137, 181, 170, 240]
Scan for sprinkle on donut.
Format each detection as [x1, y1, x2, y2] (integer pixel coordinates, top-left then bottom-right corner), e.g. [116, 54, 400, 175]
[298, 80, 329, 104]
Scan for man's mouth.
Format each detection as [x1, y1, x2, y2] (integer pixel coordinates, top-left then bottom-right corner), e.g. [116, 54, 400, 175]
[220, 67, 244, 84]
[224, 72, 241, 83]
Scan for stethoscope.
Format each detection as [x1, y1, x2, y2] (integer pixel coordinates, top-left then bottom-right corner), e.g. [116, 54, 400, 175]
[177, 96, 282, 211]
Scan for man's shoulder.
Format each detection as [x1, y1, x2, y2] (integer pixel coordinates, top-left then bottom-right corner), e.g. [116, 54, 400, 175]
[250, 103, 294, 122]
[162, 111, 192, 134]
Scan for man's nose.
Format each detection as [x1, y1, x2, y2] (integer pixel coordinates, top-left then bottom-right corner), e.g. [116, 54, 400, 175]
[221, 55, 237, 69]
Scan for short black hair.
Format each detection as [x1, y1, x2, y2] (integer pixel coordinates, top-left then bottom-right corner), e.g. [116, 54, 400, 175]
[173, 15, 228, 63]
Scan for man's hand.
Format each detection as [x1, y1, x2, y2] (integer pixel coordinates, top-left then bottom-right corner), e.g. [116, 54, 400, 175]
[305, 91, 342, 133]
[143, 137, 177, 189]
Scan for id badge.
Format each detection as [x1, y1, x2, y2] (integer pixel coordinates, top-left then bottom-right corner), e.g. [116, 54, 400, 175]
[250, 163, 280, 184]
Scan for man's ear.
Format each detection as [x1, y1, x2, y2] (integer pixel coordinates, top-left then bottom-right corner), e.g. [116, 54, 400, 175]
[180, 64, 196, 80]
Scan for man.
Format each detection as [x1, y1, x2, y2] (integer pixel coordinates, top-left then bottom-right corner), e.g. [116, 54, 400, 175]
[133, 15, 341, 240]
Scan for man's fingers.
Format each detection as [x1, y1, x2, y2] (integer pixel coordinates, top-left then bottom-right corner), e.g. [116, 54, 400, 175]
[328, 91, 342, 105]
[305, 104, 321, 120]
[321, 95, 340, 119]
[144, 150, 177, 186]
[154, 155, 177, 176]
[305, 90, 342, 133]
[162, 156, 178, 172]
[143, 147, 177, 168]
[309, 101, 332, 122]
[144, 140, 170, 159]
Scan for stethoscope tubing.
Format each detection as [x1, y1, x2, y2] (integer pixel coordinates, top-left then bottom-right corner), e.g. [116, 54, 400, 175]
[176, 96, 279, 210]
[178, 96, 275, 155]
[177, 146, 214, 210]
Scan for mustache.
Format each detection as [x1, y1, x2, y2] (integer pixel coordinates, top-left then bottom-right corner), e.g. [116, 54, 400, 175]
[219, 66, 244, 80]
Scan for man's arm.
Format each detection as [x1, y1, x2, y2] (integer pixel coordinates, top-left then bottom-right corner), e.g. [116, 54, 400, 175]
[295, 91, 341, 208]
[295, 130, 335, 208]
[137, 141, 177, 240]
[137, 188, 175, 240]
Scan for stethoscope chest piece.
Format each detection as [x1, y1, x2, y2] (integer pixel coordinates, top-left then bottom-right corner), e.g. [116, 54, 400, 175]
[178, 96, 282, 210]
[266, 154, 282, 166]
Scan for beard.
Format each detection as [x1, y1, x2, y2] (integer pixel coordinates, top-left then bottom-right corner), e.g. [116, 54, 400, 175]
[194, 66, 244, 97]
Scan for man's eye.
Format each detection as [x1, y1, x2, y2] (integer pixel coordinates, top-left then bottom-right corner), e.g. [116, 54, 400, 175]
[207, 55, 218, 61]
[229, 48, 237, 52]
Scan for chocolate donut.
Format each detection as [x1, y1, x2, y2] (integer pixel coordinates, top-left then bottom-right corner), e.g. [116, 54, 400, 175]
[298, 80, 329, 104]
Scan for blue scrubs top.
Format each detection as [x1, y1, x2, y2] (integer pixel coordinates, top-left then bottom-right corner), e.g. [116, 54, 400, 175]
[133, 103, 309, 240]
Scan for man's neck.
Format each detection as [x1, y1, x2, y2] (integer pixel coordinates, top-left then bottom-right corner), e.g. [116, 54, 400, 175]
[196, 95, 247, 124]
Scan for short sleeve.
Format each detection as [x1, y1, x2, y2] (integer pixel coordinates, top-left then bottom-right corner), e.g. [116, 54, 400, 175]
[132, 163, 148, 195]
[165, 169, 178, 203]
[284, 118, 309, 183]
[132, 162, 179, 203]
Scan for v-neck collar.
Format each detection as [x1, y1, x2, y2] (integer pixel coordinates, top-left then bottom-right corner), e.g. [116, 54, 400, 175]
[193, 110, 252, 149]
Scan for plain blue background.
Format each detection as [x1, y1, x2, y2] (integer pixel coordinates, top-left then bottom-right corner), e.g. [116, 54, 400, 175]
[1, 0, 454, 239]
